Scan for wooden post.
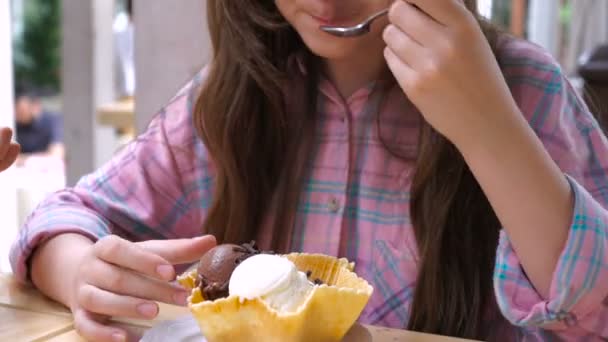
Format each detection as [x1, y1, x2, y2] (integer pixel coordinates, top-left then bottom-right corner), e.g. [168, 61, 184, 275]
[61, 0, 117, 185]
[0, 0, 19, 272]
[0, 2, 14, 130]
[133, 0, 211, 133]
[510, 0, 527, 37]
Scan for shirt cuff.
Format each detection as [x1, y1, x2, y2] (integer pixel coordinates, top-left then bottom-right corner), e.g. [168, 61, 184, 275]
[9, 206, 111, 283]
[493, 175, 608, 335]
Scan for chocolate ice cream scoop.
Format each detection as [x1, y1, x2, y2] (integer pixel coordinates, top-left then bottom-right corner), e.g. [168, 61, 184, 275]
[196, 240, 271, 300]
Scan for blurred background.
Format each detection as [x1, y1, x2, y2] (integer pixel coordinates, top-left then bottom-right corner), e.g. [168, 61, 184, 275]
[0, 0, 606, 273]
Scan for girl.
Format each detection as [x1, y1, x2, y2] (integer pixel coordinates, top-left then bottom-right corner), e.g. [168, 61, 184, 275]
[11, 0, 608, 341]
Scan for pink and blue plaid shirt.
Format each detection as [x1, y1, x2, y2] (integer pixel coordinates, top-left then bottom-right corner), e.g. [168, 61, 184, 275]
[11, 37, 608, 340]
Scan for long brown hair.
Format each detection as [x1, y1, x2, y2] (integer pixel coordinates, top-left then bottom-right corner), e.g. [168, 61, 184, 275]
[195, 0, 502, 339]
[405, 3, 504, 339]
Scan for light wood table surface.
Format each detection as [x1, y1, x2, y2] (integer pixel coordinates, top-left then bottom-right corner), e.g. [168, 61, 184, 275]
[0, 273, 473, 341]
[97, 97, 135, 133]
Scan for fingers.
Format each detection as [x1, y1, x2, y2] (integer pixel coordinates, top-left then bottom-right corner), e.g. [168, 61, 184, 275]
[384, 47, 419, 96]
[77, 284, 159, 320]
[84, 259, 189, 306]
[72, 235, 216, 342]
[383, 24, 426, 69]
[94, 235, 176, 281]
[137, 235, 217, 265]
[73, 308, 127, 342]
[0, 127, 14, 160]
[0, 143, 19, 172]
[403, 0, 468, 26]
[389, 1, 444, 44]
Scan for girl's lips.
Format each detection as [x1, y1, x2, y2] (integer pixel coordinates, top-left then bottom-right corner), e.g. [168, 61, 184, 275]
[310, 13, 355, 27]
[311, 14, 333, 26]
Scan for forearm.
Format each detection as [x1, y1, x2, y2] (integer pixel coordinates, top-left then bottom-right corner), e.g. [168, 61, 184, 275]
[457, 109, 572, 299]
[31, 234, 95, 308]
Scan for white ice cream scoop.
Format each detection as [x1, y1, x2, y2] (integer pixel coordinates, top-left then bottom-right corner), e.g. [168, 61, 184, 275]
[228, 254, 315, 313]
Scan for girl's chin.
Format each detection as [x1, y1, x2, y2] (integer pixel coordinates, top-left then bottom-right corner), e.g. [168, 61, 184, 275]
[301, 34, 362, 61]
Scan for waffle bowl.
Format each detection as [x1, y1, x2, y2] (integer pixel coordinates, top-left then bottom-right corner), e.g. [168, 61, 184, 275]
[177, 253, 373, 342]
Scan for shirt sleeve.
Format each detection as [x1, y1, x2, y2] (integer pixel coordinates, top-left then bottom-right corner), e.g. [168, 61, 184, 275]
[493, 40, 608, 338]
[49, 113, 63, 144]
[9, 67, 215, 283]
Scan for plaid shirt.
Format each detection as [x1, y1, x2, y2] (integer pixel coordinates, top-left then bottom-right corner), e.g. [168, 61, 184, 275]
[11, 38, 608, 340]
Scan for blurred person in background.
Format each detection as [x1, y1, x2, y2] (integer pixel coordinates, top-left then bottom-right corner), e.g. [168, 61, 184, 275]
[13, 87, 65, 165]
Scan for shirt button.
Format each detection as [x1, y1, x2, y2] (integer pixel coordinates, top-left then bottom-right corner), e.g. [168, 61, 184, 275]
[328, 197, 341, 213]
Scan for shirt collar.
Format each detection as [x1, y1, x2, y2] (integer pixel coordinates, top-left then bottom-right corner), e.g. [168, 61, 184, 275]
[288, 51, 396, 106]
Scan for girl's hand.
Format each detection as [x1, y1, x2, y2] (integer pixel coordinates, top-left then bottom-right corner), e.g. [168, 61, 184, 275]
[0, 127, 20, 172]
[70, 235, 216, 342]
[383, 0, 519, 148]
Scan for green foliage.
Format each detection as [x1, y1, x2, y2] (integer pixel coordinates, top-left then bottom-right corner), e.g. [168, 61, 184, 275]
[560, 3, 572, 25]
[13, 0, 61, 94]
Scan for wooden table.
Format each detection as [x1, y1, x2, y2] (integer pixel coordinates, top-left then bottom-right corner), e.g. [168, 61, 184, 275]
[97, 97, 135, 134]
[0, 273, 472, 341]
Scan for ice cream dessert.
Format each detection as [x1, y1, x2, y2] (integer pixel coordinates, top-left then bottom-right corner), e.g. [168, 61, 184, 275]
[178, 242, 373, 342]
[195, 241, 266, 300]
[229, 253, 316, 312]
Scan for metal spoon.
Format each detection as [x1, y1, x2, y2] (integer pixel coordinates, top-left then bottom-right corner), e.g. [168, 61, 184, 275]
[319, 9, 389, 38]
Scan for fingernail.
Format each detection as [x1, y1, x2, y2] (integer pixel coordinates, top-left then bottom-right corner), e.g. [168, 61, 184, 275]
[198, 235, 216, 243]
[172, 283, 188, 291]
[156, 264, 174, 280]
[174, 291, 189, 306]
[112, 332, 126, 342]
[137, 302, 159, 318]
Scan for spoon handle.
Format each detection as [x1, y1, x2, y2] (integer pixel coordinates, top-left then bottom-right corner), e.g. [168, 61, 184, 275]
[366, 8, 389, 23]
